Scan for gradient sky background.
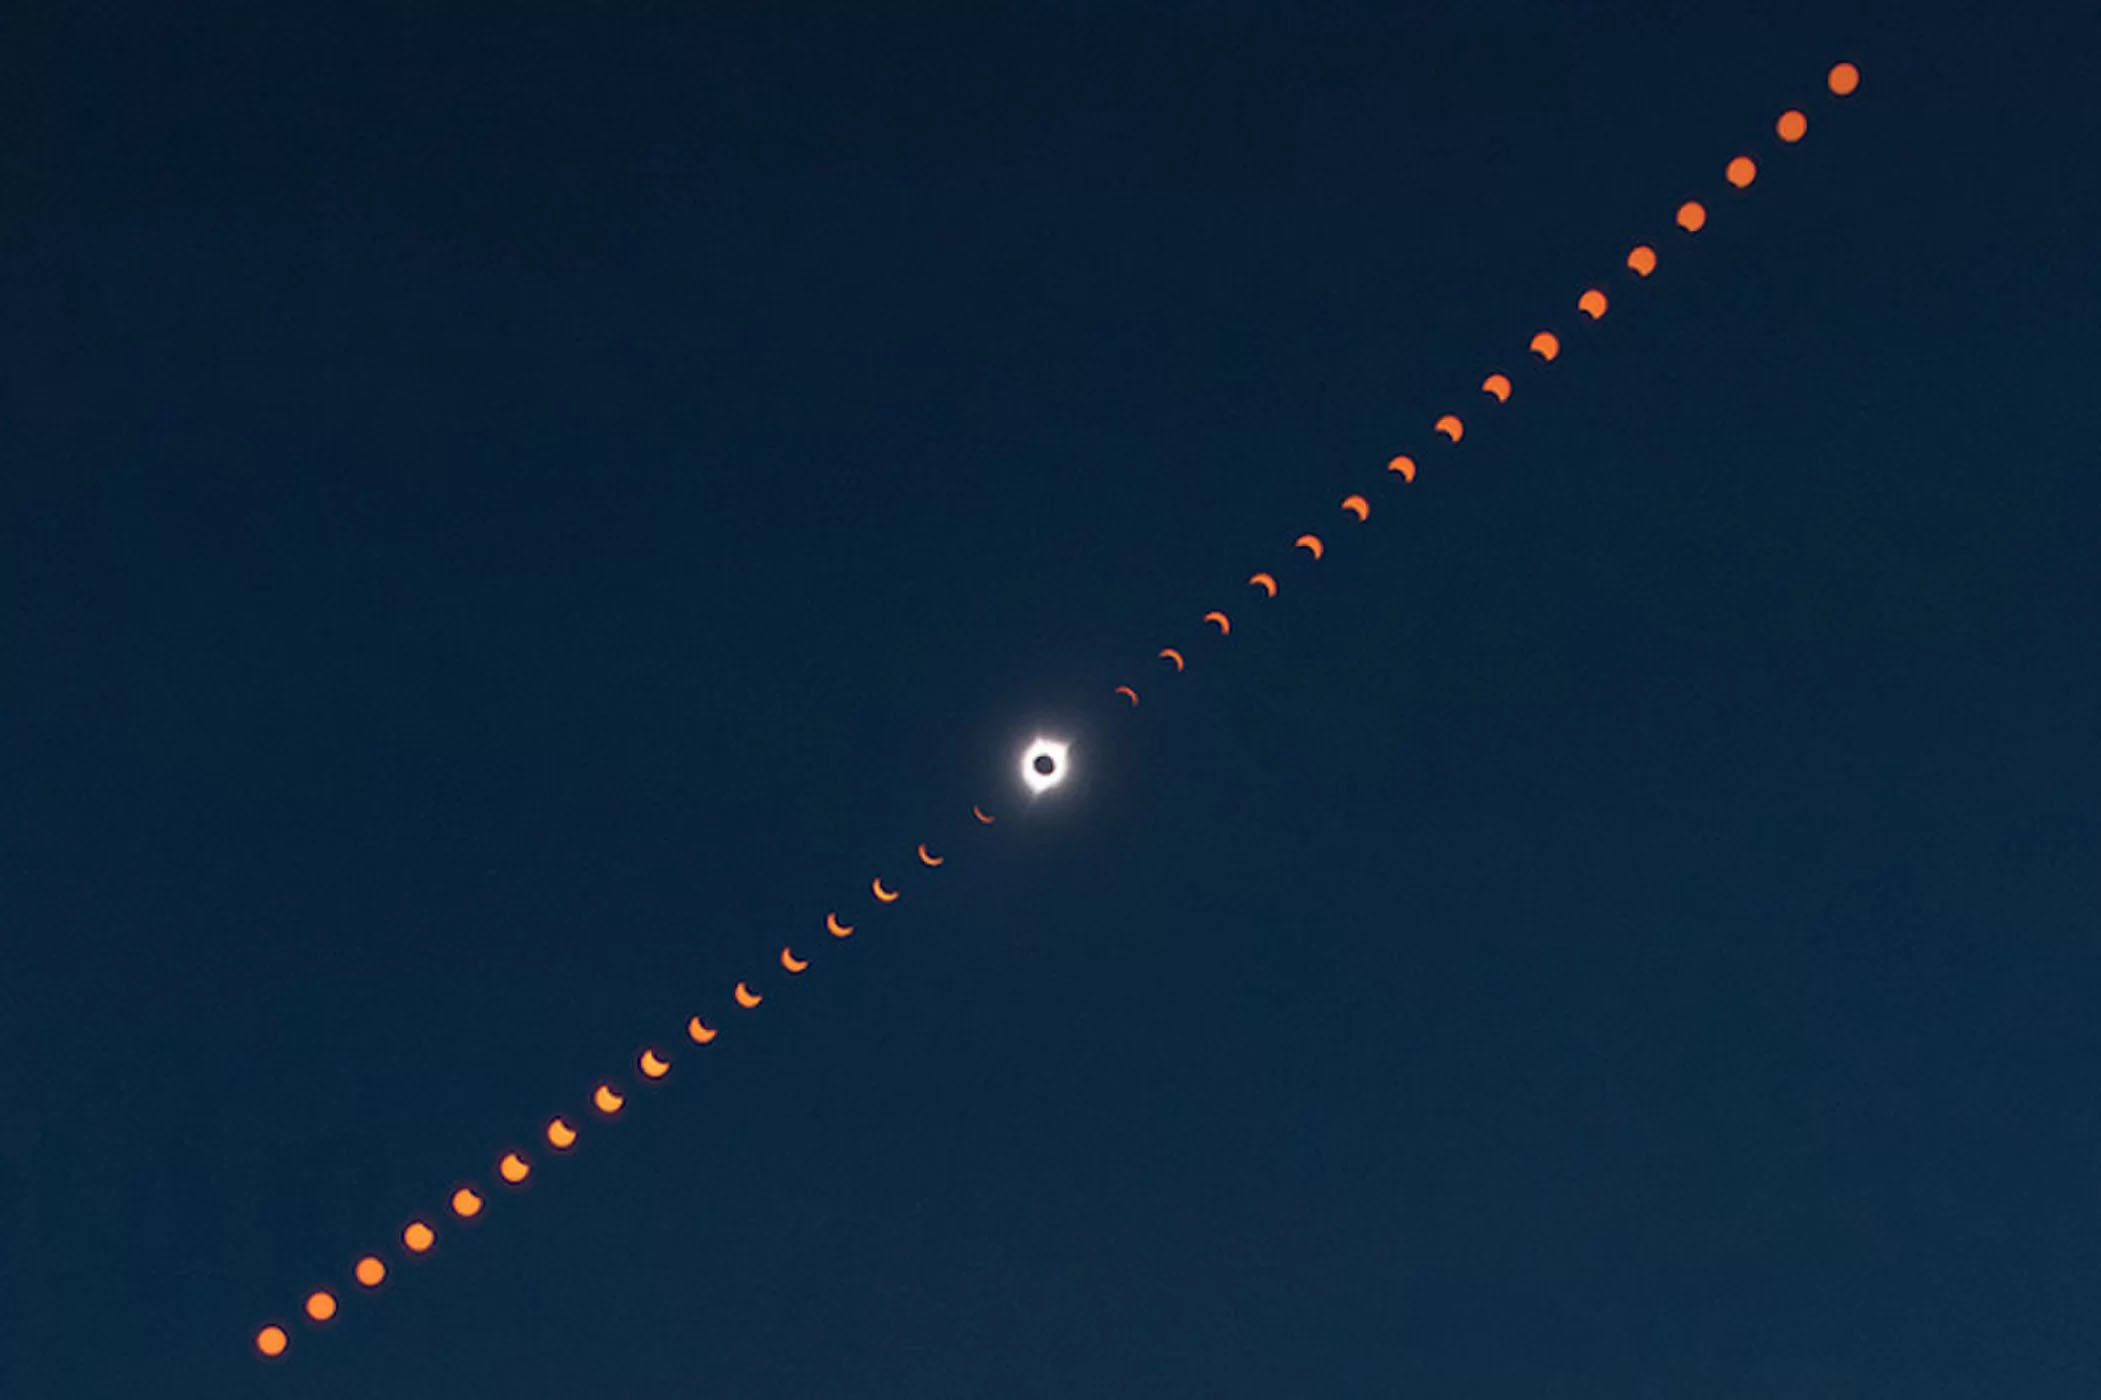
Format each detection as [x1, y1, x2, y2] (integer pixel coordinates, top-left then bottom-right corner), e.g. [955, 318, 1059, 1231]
[6, 3, 2100, 1396]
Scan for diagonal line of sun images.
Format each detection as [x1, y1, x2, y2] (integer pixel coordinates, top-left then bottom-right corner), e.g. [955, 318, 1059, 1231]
[251, 58, 1865, 1363]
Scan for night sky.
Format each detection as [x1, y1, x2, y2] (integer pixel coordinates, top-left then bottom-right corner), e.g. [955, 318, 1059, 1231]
[7, 4, 2100, 1396]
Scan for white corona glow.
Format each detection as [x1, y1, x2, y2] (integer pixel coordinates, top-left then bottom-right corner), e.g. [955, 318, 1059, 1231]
[1020, 736, 1070, 796]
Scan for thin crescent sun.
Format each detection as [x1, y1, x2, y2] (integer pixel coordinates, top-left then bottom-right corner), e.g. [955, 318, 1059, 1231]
[917, 842, 942, 867]
[1248, 571, 1277, 597]
[734, 981, 763, 1009]
[1114, 684, 1139, 706]
[1295, 533, 1324, 559]
[1203, 610, 1230, 635]
[826, 911, 855, 937]
[872, 876, 899, 903]
[1340, 494, 1369, 522]
[1159, 648, 1184, 671]
[972, 803, 995, 824]
[686, 1016, 718, 1043]
[780, 946, 809, 973]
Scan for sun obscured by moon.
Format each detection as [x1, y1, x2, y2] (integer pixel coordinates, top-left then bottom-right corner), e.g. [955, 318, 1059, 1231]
[1020, 737, 1069, 797]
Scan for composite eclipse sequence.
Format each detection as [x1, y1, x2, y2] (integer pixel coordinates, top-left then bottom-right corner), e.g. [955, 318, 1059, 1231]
[251, 57, 1867, 1364]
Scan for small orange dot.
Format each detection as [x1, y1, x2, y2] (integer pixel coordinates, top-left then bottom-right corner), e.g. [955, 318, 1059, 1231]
[1776, 109, 1808, 143]
[1626, 245, 1657, 277]
[1828, 61, 1859, 97]
[355, 1255, 386, 1288]
[499, 1151, 531, 1184]
[255, 1324, 289, 1358]
[1726, 155, 1757, 189]
[403, 1220, 435, 1253]
[304, 1289, 337, 1323]
[1676, 200, 1708, 233]
[451, 1186, 484, 1218]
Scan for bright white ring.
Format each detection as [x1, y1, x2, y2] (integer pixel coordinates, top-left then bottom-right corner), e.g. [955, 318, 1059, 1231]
[1020, 737, 1070, 796]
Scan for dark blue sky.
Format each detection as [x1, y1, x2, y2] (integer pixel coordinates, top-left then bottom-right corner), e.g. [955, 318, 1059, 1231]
[6, 4, 2099, 1396]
